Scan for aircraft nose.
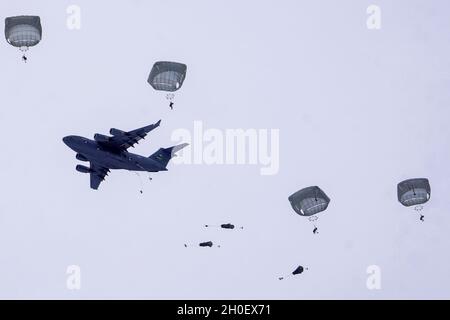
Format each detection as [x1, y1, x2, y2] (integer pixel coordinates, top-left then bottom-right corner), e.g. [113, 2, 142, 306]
[63, 136, 76, 147]
[62, 136, 71, 146]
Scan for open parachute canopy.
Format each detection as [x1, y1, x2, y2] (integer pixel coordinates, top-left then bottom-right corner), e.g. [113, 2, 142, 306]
[148, 61, 187, 92]
[288, 186, 330, 217]
[397, 178, 431, 207]
[5, 15, 42, 51]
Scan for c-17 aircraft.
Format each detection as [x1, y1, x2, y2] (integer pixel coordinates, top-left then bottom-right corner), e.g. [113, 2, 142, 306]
[63, 120, 188, 190]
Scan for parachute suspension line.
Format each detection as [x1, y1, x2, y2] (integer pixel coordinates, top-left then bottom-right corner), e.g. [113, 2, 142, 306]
[309, 216, 319, 234]
[20, 46, 28, 63]
[134, 172, 144, 194]
[278, 274, 293, 281]
[166, 93, 175, 110]
[135, 163, 152, 182]
[414, 205, 424, 222]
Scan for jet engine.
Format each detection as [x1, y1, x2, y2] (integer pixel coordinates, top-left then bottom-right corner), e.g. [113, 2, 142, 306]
[110, 128, 126, 136]
[76, 153, 88, 161]
[94, 133, 110, 143]
[76, 165, 91, 173]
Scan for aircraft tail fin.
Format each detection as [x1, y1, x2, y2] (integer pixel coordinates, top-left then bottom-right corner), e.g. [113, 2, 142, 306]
[149, 143, 189, 169]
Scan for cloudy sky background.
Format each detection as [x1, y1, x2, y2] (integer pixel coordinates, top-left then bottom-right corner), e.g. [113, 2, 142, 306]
[0, 0, 449, 299]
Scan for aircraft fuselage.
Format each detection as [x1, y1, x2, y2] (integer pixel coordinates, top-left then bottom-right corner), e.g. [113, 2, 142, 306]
[63, 135, 166, 172]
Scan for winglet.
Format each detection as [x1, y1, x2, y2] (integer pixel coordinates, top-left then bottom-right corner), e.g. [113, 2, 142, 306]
[140, 119, 161, 134]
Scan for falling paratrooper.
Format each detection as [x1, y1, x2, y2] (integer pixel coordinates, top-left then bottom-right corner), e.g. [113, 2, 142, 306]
[5, 15, 42, 62]
[148, 61, 187, 110]
[288, 186, 330, 234]
[397, 178, 431, 222]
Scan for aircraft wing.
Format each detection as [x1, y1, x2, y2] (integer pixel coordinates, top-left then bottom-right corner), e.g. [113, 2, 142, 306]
[98, 120, 161, 152]
[90, 162, 110, 190]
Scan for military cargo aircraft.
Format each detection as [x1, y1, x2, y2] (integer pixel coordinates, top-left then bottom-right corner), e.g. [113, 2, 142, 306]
[63, 120, 187, 190]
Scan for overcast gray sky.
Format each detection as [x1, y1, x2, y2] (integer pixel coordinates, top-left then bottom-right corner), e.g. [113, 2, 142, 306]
[0, 0, 450, 299]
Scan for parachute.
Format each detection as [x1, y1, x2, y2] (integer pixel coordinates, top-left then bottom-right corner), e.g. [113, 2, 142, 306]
[278, 265, 308, 280]
[147, 61, 187, 109]
[148, 61, 187, 92]
[292, 266, 305, 275]
[184, 241, 220, 248]
[205, 223, 244, 230]
[397, 178, 431, 221]
[199, 241, 213, 247]
[5, 16, 42, 61]
[289, 186, 330, 234]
